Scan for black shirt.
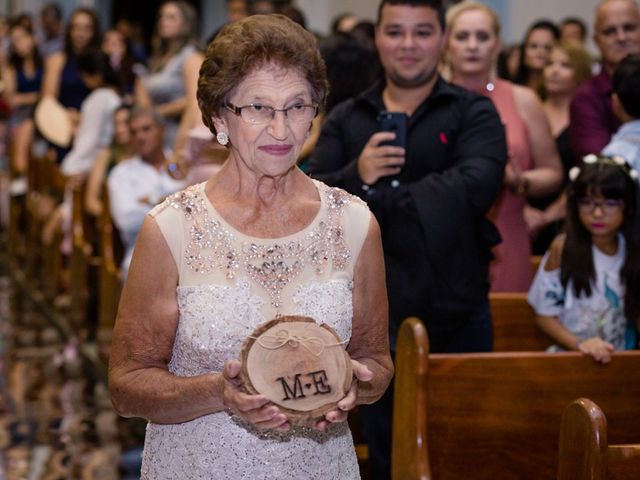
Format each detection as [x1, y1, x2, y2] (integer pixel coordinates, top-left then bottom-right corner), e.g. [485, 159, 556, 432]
[307, 77, 507, 347]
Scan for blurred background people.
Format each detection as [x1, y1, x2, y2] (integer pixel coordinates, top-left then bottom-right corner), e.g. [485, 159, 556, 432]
[102, 28, 139, 102]
[3, 19, 43, 192]
[331, 12, 359, 33]
[85, 104, 134, 218]
[570, 0, 640, 160]
[527, 42, 593, 255]
[108, 107, 185, 279]
[135, 1, 202, 150]
[513, 19, 560, 95]
[42, 7, 101, 115]
[38, 2, 64, 57]
[445, 1, 563, 292]
[560, 16, 588, 47]
[226, 0, 249, 23]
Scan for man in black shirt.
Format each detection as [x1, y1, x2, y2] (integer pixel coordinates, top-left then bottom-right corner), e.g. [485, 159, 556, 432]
[307, 1, 507, 478]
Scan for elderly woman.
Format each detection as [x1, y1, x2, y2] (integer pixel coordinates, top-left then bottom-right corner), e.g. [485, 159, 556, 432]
[108, 14, 393, 479]
[445, 1, 563, 292]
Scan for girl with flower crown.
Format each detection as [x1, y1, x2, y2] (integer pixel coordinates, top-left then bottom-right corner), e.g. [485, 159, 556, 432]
[527, 154, 640, 363]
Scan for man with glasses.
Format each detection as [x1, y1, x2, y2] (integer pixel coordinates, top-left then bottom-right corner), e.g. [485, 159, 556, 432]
[307, 1, 506, 478]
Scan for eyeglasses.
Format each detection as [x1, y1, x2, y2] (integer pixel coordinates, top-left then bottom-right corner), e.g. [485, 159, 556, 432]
[225, 102, 318, 125]
[577, 198, 624, 214]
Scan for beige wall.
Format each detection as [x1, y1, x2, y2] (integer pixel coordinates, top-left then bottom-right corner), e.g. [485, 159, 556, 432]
[297, 0, 606, 51]
[505, 0, 601, 49]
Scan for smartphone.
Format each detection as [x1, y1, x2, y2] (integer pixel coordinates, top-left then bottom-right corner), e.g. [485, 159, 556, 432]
[378, 111, 407, 187]
[378, 111, 407, 148]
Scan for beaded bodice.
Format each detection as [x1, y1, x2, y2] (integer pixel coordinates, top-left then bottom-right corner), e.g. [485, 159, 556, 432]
[141, 181, 368, 479]
[164, 181, 355, 311]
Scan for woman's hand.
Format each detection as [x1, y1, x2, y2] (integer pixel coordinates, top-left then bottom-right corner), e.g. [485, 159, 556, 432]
[523, 205, 547, 237]
[578, 337, 614, 364]
[222, 360, 290, 431]
[313, 359, 374, 432]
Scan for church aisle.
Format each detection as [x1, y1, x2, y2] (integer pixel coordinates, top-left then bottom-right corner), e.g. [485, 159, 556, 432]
[0, 250, 145, 479]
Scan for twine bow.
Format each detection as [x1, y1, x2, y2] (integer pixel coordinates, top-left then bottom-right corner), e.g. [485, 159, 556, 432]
[250, 329, 347, 357]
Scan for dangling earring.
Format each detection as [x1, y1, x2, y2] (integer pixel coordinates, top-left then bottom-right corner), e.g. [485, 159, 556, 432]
[216, 131, 229, 146]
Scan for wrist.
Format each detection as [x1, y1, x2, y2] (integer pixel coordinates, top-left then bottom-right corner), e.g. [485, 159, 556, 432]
[515, 174, 529, 196]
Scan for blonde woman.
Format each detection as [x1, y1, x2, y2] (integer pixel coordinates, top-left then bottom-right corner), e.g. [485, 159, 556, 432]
[445, 1, 563, 291]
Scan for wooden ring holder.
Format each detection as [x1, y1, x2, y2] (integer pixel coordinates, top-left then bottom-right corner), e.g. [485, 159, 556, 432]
[240, 315, 352, 426]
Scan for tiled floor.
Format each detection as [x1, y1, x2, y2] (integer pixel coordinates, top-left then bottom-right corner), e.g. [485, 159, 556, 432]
[0, 249, 145, 479]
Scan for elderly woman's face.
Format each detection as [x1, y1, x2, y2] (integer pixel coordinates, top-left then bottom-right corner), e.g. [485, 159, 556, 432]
[214, 64, 315, 178]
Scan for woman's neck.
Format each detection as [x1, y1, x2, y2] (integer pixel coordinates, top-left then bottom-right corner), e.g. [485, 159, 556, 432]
[451, 71, 492, 95]
[543, 92, 572, 136]
[21, 56, 36, 71]
[215, 154, 300, 206]
[544, 91, 571, 110]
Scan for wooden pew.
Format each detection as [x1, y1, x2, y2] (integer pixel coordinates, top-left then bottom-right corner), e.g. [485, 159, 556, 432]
[558, 398, 640, 480]
[391, 317, 640, 480]
[36, 155, 68, 301]
[489, 292, 552, 351]
[69, 180, 104, 339]
[24, 152, 50, 278]
[96, 185, 123, 360]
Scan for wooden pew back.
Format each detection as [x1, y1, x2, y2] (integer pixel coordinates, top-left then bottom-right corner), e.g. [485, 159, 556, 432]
[97, 184, 123, 360]
[558, 398, 640, 480]
[489, 292, 551, 351]
[392, 318, 640, 480]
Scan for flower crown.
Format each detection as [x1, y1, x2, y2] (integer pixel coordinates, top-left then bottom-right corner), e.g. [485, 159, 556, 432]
[568, 154, 639, 182]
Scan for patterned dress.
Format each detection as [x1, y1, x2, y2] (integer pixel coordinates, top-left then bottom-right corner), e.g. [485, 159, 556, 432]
[141, 180, 370, 479]
[527, 235, 628, 351]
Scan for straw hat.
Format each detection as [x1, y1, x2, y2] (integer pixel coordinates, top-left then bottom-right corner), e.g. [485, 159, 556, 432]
[34, 96, 73, 148]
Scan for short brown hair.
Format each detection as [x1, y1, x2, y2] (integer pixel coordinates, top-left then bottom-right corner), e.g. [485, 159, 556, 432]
[553, 42, 593, 86]
[197, 14, 328, 134]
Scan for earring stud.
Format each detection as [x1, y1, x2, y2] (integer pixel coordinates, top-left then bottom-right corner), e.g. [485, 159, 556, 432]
[216, 132, 229, 146]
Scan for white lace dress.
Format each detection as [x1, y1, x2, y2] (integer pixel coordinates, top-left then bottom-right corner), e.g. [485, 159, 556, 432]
[141, 180, 371, 479]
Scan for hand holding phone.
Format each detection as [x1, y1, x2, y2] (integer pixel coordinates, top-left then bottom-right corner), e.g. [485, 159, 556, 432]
[357, 111, 407, 186]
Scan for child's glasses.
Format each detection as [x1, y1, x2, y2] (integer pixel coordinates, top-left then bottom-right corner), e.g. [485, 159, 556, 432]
[577, 198, 624, 214]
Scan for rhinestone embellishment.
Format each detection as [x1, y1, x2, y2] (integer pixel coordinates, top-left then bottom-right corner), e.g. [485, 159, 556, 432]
[167, 183, 353, 309]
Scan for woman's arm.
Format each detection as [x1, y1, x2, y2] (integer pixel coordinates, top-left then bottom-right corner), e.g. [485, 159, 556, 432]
[109, 216, 287, 427]
[535, 314, 581, 351]
[513, 85, 564, 198]
[134, 76, 152, 108]
[41, 52, 65, 99]
[347, 214, 394, 404]
[315, 214, 393, 430]
[536, 314, 614, 363]
[108, 217, 223, 423]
